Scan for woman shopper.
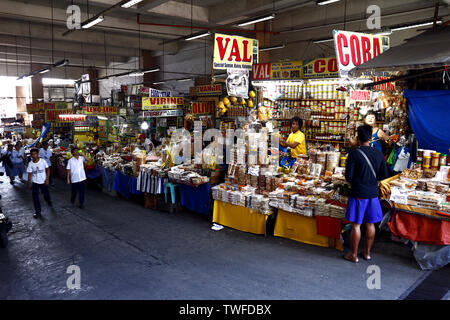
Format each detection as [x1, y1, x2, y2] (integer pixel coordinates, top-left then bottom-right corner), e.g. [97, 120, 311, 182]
[66, 147, 86, 209]
[348, 112, 389, 153]
[344, 125, 389, 263]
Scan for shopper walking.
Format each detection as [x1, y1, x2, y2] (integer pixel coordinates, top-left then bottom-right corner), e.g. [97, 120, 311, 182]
[27, 148, 52, 218]
[67, 147, 86, 209]
[344, 125, 388, 263]
[39, 141, 53, 185]
[11, 142, 26, 183]
[3, 144, 15, 184]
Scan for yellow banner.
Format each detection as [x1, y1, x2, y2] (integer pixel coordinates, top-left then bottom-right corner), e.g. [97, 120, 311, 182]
[270, 60, 303, 80]
[82, 106, 118, 115]
[213, 33, 258, 70]
[303, 57, 339, 78]
[142, 97, 184, 111]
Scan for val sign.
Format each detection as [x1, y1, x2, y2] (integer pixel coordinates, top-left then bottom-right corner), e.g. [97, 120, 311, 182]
[333, 30, 390, 78]
[213, 33, 258, 70]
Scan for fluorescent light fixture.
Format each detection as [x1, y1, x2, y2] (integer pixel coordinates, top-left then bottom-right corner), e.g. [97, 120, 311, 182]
[185, 31, 211, 41]
[53, 59, 69, 68]
[82, 15, 104, 29]
[42, 78, 75, 85]
[39, 69, 50, 74]
[177, 78, 192, 82]
[127, 72, 145, 77]
[314, 38, 334, 44]
[140, 121, 149, 130]
[121, 0, 143, 8]
[375, 30, 392, 36]
[153, 81, 165, 85]
[97, 116, 108, 120]
[317, 0, 340, 5]
[238, 14, 275, 27]
[391, 20, 442, 32]
[259, 44, 285, 52]
[142, 68, 160, 74]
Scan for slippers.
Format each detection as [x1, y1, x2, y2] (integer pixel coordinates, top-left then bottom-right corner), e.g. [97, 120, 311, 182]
[343, 253, 359, 263]
[361, 254, 372, 261]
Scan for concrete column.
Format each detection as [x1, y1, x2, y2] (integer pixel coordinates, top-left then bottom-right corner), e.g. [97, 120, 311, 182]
[255, 22, 271, 64]
[87, 67, 99, 96]
[31, 63, 44, 103]
[142, 49, 158, 87]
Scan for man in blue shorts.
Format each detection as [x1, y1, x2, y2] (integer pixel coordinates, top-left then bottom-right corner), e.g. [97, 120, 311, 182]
[344, 125, 388, 263]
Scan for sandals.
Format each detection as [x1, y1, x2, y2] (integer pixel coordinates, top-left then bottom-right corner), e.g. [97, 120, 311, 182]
[343, 253, 359, 263]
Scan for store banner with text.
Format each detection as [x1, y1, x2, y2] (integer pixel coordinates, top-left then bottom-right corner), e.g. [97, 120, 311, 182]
[350, 90, 372, 101]
[141, 87, 171, 97]
[372, 76, 396, 91]
[303, 57, 339, 78]
[141, 109, 183, 118]
[142, 97, 184, 110]
[195, 84, 223, 96]
[270, 60, 303, 80]
[26, 103, 44, 114]
[213, 33, 258, 70]
[45, 109, 73, 122]
[333, 30, 390, 78]
[58, 114, 87, 122]
[82, 106, 118, 115]
[192, 101, 214, 115]
[226, 68, 249, 98]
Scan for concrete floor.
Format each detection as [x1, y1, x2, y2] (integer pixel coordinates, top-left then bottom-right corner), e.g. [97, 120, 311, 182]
[0, 176, 435, 300]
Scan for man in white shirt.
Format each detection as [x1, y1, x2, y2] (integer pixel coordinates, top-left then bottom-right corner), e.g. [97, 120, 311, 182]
[67, 147, 86, 209]
[27, 148, 52, 218]
[39, 141, 53, 185]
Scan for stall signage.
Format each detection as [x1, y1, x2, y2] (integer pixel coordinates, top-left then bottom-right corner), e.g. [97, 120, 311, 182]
[82, 106, 118, 115]
[142, 97, 184, 110]
[192, 102, 213, 115]
[251, 61, 302, 80]
[196, 84, 222, 96]
[213, 33, 258, 70]
[141, 87, 171, 97]
[252, 63, 271, 80]
[333, 30, 390, 78]
[45, 109, 73, 122]
[26, 103, 44, 114]
[53, 102, 72, 109]
[372, 76, 396, 91]
[350, 90, 372, 101]
[141, 109, 183, 118]
[303, 57, 339, 78]
[58, 114, 87, 122]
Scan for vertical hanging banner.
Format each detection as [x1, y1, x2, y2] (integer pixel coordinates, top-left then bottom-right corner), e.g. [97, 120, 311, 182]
[333, 30, 390, 78]
[213, 33, 258, 70]
[226, 68, 249, 98]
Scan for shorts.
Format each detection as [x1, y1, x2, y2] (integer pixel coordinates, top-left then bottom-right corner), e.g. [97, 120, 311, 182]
[345, 197, 383, 225]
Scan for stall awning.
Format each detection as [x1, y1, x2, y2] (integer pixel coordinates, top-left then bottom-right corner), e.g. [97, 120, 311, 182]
[349, 26, 450, 77]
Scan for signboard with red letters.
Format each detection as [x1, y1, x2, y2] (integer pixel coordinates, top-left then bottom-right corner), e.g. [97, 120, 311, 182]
[333, 30, 390, 78]
[350, 90, 372, 101]
[82, 106, 118, 115]
[213, 33, 259, 70]
[303, 57, 339, 78]
[192, 101, 214, 115]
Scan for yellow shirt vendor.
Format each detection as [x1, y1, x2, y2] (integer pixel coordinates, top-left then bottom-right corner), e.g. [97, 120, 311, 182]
[280, 117, 307, 158]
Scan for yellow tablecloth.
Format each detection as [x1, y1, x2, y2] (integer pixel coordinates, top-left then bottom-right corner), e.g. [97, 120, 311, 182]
[213, 200, 270, 235]
[274, 209, 343, 251]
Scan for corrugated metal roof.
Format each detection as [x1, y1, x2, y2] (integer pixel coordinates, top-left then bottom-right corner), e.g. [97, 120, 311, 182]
[349, 26, 450, 77]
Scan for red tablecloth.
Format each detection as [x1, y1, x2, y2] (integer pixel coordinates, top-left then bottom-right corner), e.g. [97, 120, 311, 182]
[388, 210, 450, 245]
[316, 216, 343, 239]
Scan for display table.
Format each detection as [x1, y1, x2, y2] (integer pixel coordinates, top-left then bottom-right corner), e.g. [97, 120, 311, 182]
[388, 203, 450, 245]
[213, 200, 271, 235]
[274, 209, 344, 251]
[113, 170, 142, 199]
[179, 183, 214, 215]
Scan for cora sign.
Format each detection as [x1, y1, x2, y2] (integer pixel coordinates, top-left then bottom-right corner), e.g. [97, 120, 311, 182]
[333, 30, 390, 78]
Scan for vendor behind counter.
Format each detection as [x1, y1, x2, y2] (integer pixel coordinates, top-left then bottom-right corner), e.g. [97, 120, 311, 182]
[279, 117, 307, 168]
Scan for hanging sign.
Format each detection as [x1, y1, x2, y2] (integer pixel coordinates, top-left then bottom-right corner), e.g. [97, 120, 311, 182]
[58, 114, 87, 122]
[192, 101, 214, 115]
[141, 87, 171, 97]
[213, 33, 259, 70]
[372, 76, 396, 91]
[226, 68, 249, 98]
[45, 109, 73, 122]
[303, 57, 339, 78]
[270, 60, 303, 80]
[141, 109, 183, 118]
[333, 30, 390, 79]
[82, 106, 118, 115]
[252, 63, 271, 80]
[196, 84, 223, 96]
[142, 97, 184, 110]
[26, 103, 44, 114]
[350, 90, 372, 101]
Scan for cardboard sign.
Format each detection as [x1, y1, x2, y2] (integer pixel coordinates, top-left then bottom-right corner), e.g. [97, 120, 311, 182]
[142, 97, 184, 111]
[82, 106, 118, 115]
[350, 90, 372, 101]
[45, 109, 73, 122]
[303, 57, 339, 78]
[141, 109, 183, 118]
[333, 30, 390, 78]
[213, 33, 258, 70]
[192, 102, 213, 115]
[196, 84, 223, 96]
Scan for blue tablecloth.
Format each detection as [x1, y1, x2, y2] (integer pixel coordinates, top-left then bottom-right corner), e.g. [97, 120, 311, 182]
[179, 183, 214, 215]
[113, 170, 142, 199]
[86, 165, 102, 179]
[99, 165, 116, 192]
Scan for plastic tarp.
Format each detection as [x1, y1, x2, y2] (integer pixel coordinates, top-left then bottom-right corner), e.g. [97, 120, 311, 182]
[179, 183, 214, 215]
[405, 89, 450, 154]
[413, 243, 450, 270]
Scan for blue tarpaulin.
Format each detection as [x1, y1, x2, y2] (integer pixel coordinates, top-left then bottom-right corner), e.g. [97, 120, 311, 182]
[179, 183, 214, 215]
[113, 170, 142, 199]
[405, 90, 450, 154]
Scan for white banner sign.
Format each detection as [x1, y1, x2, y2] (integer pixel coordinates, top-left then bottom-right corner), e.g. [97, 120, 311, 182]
[350, 90, 372, 101]
[333, 30, 390, 78]
[141, 109, 183, 118]
[226, 68, 249, 99]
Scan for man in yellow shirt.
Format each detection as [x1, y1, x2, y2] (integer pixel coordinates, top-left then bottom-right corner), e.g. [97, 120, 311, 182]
[280, 117, 307, 158]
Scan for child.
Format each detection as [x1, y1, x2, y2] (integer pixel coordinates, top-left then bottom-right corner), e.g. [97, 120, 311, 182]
[27, 148, 52, 218]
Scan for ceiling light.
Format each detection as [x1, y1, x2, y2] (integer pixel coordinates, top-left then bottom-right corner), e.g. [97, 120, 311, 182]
[42, 78, 75, 85]
[313, 38, 334, 44]
[375, 30, 392, 36]
[153, 81, 165, 85]
[391, 20, 442, 32]
[53, 59, 69, 68]
[238, 14, 275, 27]
[39, 69, 50, 74]
[140, 122, 149, 130]
[121, 0, 143, 8]
[185, 31, 211, 41]
[317, 0, 340, 5]
[82, 15, 104, 29]
[259, 44, 285, 52]
[177, 78, 192, 82]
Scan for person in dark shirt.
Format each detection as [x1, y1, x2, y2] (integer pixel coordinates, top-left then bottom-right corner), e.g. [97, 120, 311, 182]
[344, 125, 388, 263]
